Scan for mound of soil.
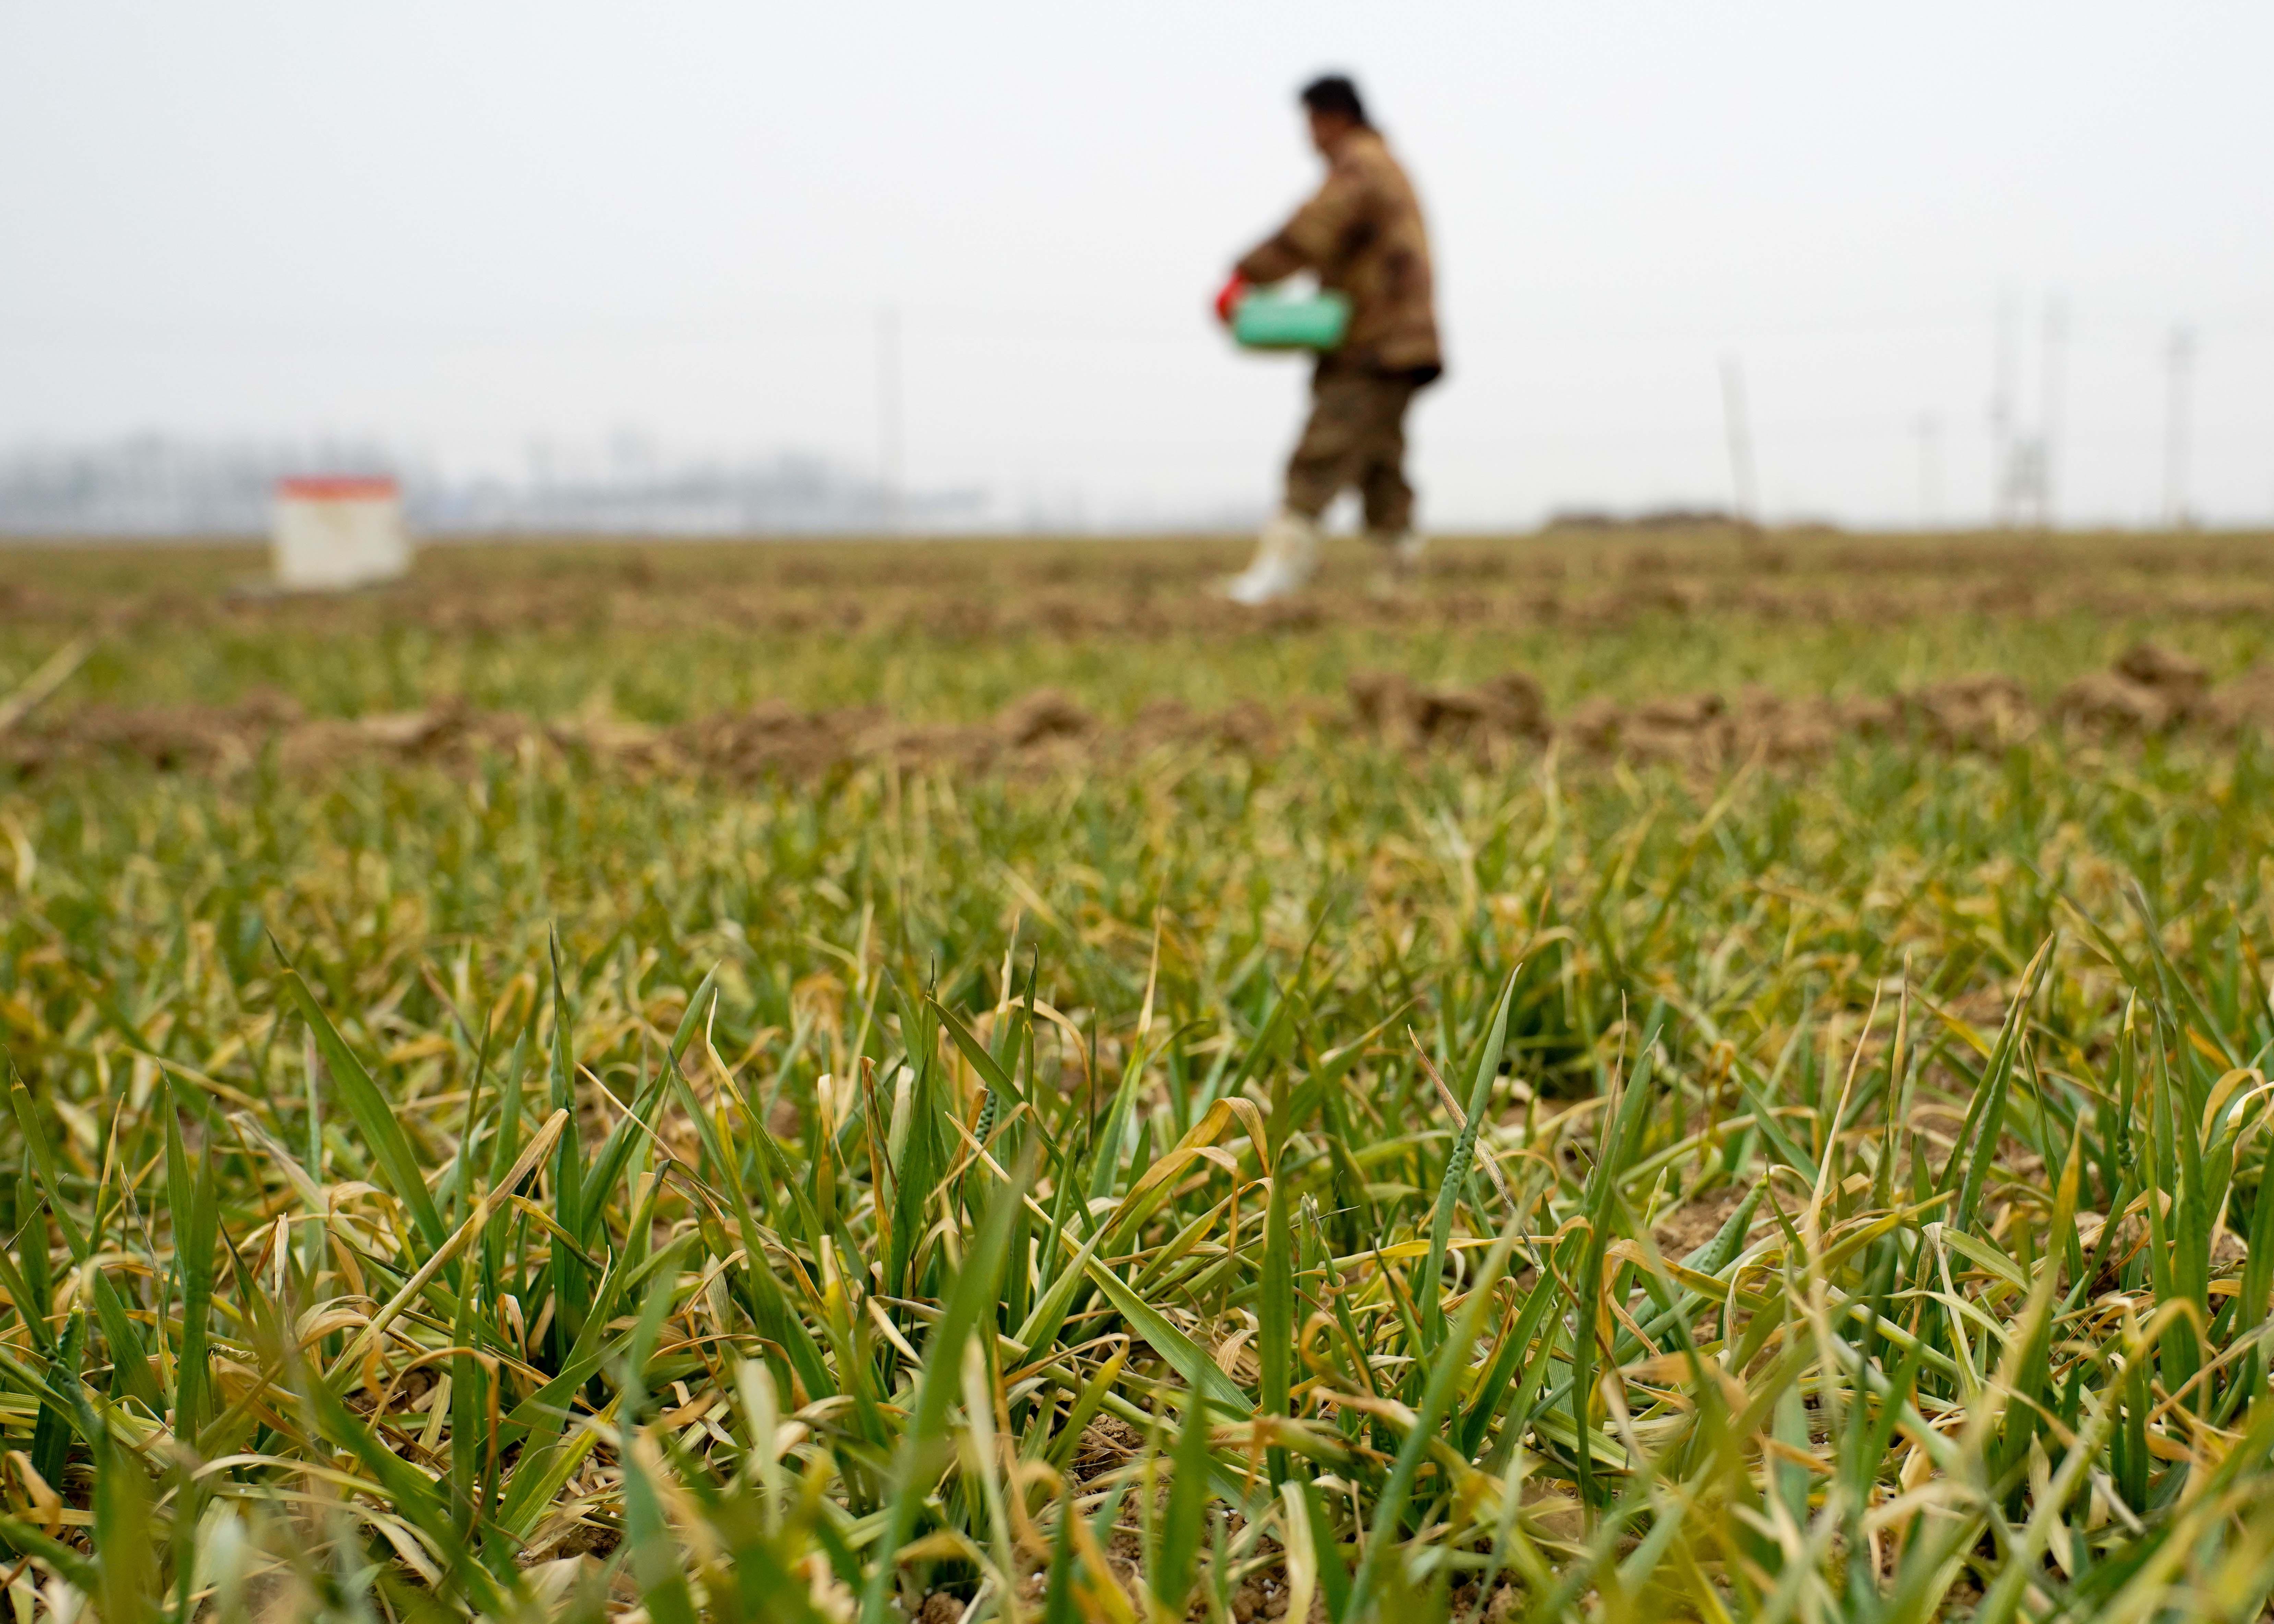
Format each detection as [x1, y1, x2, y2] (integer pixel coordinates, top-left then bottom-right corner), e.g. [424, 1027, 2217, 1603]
[15, 647, 2274, 783]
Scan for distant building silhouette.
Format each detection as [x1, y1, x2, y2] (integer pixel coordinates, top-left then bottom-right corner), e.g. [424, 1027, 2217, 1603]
[0, 436, 985, 537]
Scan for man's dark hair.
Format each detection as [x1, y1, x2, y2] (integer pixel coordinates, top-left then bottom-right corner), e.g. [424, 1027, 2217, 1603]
[1300, 74, 1369, 128]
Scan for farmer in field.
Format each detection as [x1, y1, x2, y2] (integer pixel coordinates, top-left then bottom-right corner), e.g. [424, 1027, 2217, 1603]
[1217, 74, 1443, 605]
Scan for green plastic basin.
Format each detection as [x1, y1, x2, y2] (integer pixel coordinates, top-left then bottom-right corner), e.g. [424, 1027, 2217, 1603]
[1232, 289, 1351, 351]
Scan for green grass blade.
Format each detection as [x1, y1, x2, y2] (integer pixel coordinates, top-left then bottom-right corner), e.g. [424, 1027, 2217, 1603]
[1343, 1215, 1524, 1622]
[275, 967, 449, 1253]
[1260, 1156, 1295, 1479]
[856, 1151, 1033, 1624]
[1154, 1386, 1214, 1616]
[1417, 967, 1519, 1342]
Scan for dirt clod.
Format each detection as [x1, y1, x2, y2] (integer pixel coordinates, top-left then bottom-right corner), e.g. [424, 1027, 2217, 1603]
[13, 646, 2274, 784]
[998, 688, 1096, 746]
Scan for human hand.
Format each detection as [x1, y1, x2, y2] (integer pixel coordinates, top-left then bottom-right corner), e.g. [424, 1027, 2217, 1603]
[1212, 272, 1249, 325]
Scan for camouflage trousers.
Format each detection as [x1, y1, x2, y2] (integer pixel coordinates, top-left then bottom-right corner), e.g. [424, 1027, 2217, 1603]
[1283, 359, 1427, 534]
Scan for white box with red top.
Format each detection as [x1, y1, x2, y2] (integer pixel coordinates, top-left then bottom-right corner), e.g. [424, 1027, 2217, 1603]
[271, 476, 410, 589]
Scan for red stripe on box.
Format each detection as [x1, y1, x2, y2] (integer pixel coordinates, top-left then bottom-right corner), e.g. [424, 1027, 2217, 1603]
[276, 476, 398, 500]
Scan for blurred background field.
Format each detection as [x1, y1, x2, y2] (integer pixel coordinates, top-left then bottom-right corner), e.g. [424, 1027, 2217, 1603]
[9, 527, 2274, 724]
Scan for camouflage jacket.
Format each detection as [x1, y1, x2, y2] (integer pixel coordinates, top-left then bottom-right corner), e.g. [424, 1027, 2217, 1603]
[1236, 127, 1441, 377]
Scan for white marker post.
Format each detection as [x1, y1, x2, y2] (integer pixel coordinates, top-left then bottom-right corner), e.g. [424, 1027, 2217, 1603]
[271, 476, 411, 589]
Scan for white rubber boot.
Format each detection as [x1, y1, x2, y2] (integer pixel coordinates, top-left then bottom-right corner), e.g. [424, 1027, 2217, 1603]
[1222, 509, 1321, 605]
[1362, 527, 1427, 596]
[1380, 528, 1427, 574]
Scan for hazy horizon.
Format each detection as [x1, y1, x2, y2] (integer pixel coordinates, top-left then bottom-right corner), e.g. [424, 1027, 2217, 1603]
[4, 3, 2269, 532]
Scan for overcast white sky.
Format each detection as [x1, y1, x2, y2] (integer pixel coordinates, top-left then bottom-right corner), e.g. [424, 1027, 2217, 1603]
[3, 2, 2270, 530]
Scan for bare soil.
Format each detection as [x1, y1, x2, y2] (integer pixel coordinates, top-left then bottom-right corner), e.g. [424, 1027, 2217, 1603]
[4, 642, 2261, 780]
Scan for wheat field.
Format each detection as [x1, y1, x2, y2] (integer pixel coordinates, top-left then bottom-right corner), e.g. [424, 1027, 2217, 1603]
[4, 528, 2274, 1622]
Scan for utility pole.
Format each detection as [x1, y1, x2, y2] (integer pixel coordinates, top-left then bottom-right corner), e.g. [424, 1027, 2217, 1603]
[2164, 326, 2195, 529]
[1990, 290, 2019, 527]
[1915, 413, 1943, 530]
[877, 304, 903, 535]
[2038, 292, 2066, 530]
[1720, 356, 1758, 525]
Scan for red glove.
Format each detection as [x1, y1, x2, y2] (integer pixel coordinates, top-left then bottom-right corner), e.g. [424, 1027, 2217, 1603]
[1213, 272, 1249, 325]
